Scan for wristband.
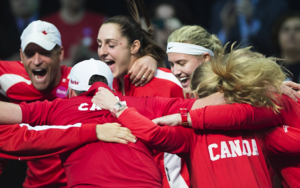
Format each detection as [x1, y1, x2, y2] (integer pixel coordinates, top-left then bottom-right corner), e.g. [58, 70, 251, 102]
[179, 108, 189, 126]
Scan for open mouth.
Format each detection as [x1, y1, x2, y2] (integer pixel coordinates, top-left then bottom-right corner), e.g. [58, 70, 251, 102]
[179, 77, 189, 86]
[104, 59, 116, 73]
[32, 69, 47, 80]
[104, 59, 115, 66]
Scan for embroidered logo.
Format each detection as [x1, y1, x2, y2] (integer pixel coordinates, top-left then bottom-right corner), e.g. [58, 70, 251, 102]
[42, 30, 48, 35]
[283, 125, 289, 133]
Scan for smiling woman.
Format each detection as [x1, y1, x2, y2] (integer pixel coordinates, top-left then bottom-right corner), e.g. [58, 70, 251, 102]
[97, 1, 165, 87]
[96, 0, 189, 187]
[167, 25, 223, 93]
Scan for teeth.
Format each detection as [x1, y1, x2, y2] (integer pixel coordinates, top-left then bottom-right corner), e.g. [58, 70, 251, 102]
[34, 69, 43, 72]
[105, 60, 112, 63]
[179, 77, 188, 81]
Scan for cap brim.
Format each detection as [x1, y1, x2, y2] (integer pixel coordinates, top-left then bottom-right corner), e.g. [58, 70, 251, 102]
[21, 33, 56, 51]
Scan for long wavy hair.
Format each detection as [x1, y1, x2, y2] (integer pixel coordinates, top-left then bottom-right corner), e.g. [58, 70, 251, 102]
[191, 44, 288, 113]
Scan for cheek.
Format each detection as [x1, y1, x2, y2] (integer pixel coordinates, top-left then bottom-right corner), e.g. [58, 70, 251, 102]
[279, 33, 287, 44]
[185, 63, 199, 76]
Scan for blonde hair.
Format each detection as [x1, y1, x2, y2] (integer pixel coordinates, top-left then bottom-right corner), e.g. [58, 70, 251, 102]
[167, 25, 223, 57]
[191, 44, 287, 113]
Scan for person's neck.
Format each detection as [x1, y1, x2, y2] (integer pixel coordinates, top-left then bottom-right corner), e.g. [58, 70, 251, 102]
[60, 7, 85, 24]
[281, 49, 300, 65]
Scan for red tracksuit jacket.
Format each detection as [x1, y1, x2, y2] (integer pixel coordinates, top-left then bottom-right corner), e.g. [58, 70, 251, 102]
[190, 96, 300, 188]
[118, 105, 300, 188]
[113, 68, 189, 188]
[0, 60, 71, 187]
[0, 123, 97, 160]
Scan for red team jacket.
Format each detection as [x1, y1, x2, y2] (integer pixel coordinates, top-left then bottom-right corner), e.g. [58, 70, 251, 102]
[189, 96, 300, 188]
[117, 98, 300, 188]
[0, 123, 98, 160]
[113, 68, 190, 188]
[0, 60, 71, 187]
[19, 83, 198, 187]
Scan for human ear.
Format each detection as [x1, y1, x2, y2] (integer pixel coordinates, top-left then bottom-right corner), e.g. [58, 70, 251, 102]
[58, 46, 64, 62]
[131, 40, 141, 55]
[202, 53, 211, 62]
[20, 49, 24, 61]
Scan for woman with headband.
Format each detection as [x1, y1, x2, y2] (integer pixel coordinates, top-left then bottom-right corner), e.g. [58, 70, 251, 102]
[166, 25, 222, 93]
[167, 25, 300, 100]
[93, 45, 300, 187]
[97, 0, 189, 187]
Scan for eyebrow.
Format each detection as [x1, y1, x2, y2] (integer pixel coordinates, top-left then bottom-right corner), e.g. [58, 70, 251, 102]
[172, 59, 187, 64]
[97, 38, 118, 43]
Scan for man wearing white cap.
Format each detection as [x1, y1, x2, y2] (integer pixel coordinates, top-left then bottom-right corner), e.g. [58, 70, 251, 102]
[0, 20, 72, 188]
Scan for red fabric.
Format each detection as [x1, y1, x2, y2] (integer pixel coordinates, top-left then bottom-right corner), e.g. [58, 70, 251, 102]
[190, 96, 300, 188]
[0, 123, 97, 160]
[113, 68, 189, 188]
[20, 83, 164, 188]
[118, 108, 274, 187]
[42, 12, 106, 59]
[0, 60, 71, 188]
[0, 61, 70, 103]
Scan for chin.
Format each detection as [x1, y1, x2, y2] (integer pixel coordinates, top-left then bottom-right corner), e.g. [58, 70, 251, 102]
[32, 82, 49, 91]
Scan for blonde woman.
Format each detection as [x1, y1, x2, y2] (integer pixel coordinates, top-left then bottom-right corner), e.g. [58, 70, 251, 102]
[166, 25, 222, 93]
[93, 45, 300, 187]
[167, 25, 300, 100]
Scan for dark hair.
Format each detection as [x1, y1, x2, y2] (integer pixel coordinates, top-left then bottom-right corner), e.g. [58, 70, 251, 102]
[74, 75, 108, 95]
[103, 0, 166, 63]
[271, 12, 300, 56]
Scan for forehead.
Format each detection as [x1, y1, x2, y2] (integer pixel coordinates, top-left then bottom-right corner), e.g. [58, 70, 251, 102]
[282, 18, 300, 27]
[97, 23, 123, 41]
[23, 43, 51, 53]
[167, 52, 196, 62]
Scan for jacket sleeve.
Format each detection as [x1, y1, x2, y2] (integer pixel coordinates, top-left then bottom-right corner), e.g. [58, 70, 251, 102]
[190, 103, 282, 130]
[263, 126, 300, 155]
[123, 96, 196, 119]
[0, 123, 98, 160]
[20, 99, 60, 126]
[118, 108, 195, 154]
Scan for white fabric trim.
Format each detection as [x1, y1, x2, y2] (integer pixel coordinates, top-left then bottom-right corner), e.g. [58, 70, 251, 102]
[19, 123, 82, 131]
[167, 42, 214, 56]
[164, 153, 189, 188]
[155, 69, 182, 88]
[0, 74, 31, 94]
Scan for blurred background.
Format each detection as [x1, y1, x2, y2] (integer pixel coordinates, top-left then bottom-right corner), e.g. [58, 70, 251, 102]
[0, 0, 300, 187]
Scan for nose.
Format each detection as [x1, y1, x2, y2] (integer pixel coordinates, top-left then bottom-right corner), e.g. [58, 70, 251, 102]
[32, 52, 43, 66]
[98, 45, 108, 60]
[172, 64, 182, 78]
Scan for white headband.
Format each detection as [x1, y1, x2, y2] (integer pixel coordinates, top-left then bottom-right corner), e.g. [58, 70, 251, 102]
[166, 42, 214, 57]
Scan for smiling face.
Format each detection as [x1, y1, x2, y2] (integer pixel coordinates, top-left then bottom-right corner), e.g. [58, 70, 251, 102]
[168, 53, 204, 92]
[97, 23, 135, 79]
[20, 43, 63, 91]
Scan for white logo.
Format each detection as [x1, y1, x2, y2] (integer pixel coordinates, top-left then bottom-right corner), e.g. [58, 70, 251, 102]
[78, 103, 102, 111]
[283, 125, 289, 133]
[208, 139, 259, 161]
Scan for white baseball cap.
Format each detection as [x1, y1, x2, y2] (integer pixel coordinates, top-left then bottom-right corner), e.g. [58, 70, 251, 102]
[69, 58, 113, 91]
[21, 20, 62, 51]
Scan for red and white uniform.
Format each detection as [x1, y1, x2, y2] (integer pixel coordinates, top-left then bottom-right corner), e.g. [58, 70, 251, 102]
[114, 68, 189, 188]
[0, 60, 71, 187]
[0, 123, 97, 160]
[190, 96, 300, 188]
[20, 83, 165, 188]
[118, 105, 300, 188]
